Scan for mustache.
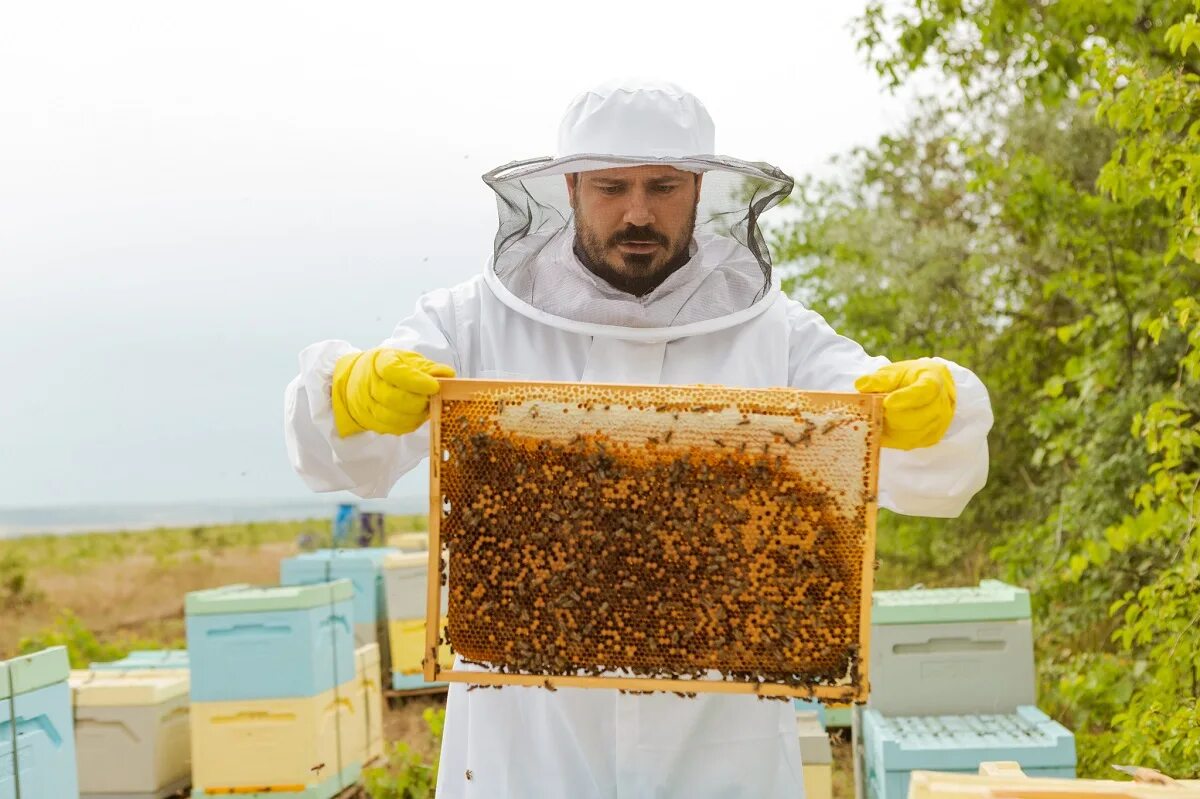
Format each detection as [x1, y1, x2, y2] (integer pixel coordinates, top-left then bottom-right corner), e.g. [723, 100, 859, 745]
[609, 225, 668, 247]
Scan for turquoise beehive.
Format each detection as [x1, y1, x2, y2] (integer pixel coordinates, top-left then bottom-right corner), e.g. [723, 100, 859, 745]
[1, 646, 78, 799]
[862, 706, 1075, 799]
[185, 581, 354, 702]
[280, 548, 398, 648]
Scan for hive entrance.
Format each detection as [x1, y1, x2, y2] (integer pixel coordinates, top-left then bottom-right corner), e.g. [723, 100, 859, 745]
[424, 379, 882, 700]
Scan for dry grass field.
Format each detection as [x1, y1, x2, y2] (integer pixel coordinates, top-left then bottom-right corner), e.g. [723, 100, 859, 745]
[0, 519, 856, 796]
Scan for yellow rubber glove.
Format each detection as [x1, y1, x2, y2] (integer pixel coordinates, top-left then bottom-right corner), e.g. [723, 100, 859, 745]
[331, 348, 455, 437]
[854, 358, 957, 451]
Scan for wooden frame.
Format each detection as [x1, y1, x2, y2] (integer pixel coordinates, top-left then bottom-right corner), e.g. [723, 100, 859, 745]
[424, 378, 882, 700]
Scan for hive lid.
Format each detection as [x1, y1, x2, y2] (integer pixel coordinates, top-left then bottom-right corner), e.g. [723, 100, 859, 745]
[383, 552, 428, 571]
[72, 672, 190, 706]
[121, 649, 189, 662]
[90, 649, 189, 670]
[185, 579, 353, 614]
[0, 646, 70, 699]
[388, 532, 430, 551]
[73, 668, 191, 683]
[291, 547, 399, 566]
[871, 580, 1031, 625]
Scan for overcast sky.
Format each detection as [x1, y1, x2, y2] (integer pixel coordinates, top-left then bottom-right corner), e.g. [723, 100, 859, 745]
[0, 1, 918, 510]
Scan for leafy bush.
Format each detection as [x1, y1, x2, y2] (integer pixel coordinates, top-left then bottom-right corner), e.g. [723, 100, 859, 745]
[363, 707, 446, 799]
[0, 549, 42, 608]
[16, 610, 179, 668]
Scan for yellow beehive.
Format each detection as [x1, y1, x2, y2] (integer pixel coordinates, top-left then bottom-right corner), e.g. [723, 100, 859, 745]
[355, 644, 385, 763]
[190, 680, 359, 794]
[390, 618, 450, 675]
[804, 764, 832, 799]
[427, 379, 882, 699]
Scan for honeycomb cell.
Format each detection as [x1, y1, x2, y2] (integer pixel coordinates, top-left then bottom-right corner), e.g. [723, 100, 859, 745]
[431, 380, 881, 696]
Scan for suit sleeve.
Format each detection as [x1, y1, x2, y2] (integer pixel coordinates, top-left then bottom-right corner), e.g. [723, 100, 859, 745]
[785, 299, 993, 518]
[283, 284, 475, 498]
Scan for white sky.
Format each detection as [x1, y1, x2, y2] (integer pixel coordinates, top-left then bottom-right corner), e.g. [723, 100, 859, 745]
[0, 1, 917, 509]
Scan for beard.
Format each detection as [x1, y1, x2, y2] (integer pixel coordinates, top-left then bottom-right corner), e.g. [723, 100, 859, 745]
[571, 201, 698, 297]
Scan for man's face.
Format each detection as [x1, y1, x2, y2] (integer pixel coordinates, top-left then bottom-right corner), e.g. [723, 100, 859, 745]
[567, 165, 702, 293]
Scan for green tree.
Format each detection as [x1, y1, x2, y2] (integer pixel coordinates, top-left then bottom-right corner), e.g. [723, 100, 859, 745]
[772, 0, 1200, 775]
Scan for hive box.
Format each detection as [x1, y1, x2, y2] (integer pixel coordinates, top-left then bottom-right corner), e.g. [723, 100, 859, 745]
[189, 680, 361, 798]
[383, 552, 450, 692]
[185, 581, 355, 702]
[862, 706, 1076, 799]
[798, 711, 833, 799]
[71, 671, 191, 799]
[869, 580, 1035, 716]
[382, 551, 437, 621]
[388, 618, 451, 692]
[354, 645, 385, 763]
[1, 646, 78, 799]
[280, 548, 399, 650]
[869, 619, 1035, 715]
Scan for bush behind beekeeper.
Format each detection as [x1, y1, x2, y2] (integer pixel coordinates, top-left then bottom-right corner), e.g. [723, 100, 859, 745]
[285, 78, 993, 799]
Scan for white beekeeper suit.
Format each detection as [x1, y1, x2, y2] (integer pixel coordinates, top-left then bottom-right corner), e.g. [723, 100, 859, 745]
[285, 79, 993, 798]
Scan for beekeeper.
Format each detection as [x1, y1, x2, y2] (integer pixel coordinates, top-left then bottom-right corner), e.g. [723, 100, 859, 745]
[285, 78, 993, 798]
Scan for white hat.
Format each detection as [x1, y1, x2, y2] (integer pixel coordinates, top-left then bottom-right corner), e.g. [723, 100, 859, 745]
[557, 78, 714, 161]
[485, 78, 789, 183]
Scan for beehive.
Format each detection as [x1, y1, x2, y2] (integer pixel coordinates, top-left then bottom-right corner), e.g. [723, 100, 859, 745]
[71, 671, 191, 798]
[1, 646, 78, 799]
[862, 706, 1077, 799]
[426, 379, 882, 699]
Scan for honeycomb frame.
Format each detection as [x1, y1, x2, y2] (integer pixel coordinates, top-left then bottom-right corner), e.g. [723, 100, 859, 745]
[424, 378, 882, 700]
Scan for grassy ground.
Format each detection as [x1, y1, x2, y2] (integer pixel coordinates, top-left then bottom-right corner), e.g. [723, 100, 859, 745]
[1, 516, 858, 797]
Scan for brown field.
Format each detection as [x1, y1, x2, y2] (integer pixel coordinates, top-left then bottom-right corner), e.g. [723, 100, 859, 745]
[0, 526, 856, 796]
[1, 543, 290, 654]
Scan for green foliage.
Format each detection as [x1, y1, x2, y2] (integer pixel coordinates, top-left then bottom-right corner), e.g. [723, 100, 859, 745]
[5, 514, 429, 571]
[16, 610, 179, 668]
[0, 548, 43, 609]
[771, 0, 1200, 776]
[363, 707, 446, 799]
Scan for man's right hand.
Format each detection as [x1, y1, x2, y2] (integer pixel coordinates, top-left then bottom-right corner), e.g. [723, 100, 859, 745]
[332, 348, 455, 437]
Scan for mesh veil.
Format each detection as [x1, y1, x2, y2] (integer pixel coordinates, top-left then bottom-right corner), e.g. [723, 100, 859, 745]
[483, 154, 794, 323]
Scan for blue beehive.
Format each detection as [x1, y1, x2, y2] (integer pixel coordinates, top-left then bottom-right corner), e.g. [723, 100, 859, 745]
[792, 698, 827, 727]
[186, 581, 355, 701]
[280, 548, 398, 644]
[863, 706, 1076, 799]
[0, 646, 78, 799]
[89, 648, 190, 670]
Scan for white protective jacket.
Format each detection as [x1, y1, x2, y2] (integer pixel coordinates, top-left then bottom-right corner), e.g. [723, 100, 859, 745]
[284, 231, 993, 799]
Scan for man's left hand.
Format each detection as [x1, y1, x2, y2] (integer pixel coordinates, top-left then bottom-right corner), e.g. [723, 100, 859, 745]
[854, 359, 956, 450]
